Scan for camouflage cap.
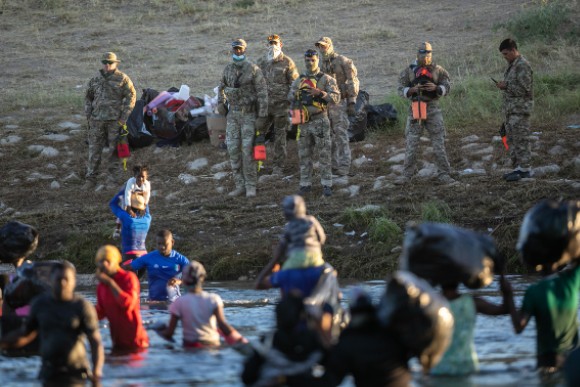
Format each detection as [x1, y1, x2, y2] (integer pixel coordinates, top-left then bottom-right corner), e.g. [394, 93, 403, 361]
[101, 52, 120, 63]
[418, 42, 433, 54]
[315, 36, 332, 47]
[268, 34, 281, 44]
[231, 38, 247, 49]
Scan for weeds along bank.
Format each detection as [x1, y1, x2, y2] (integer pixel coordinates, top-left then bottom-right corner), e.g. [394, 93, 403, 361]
[0, 0, 579, 278]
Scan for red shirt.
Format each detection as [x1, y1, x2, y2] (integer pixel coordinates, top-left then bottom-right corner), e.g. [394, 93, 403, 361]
[96, 268, 149, 350]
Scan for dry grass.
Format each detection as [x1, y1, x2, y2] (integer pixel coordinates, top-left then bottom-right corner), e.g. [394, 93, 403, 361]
[1, 0, 579, 279]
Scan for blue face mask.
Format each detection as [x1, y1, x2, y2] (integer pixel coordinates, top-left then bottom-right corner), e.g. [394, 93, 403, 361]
[232, 54, 246, 62]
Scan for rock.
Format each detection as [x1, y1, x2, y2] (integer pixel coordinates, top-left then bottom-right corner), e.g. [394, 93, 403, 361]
[459, 168, 487, 176]
[418, 163, 436, 177]
[533, 164, 560, 176]
[28, 145, 59, 157]
[50, 181, 60, 189]
[420, 137, 429, 142]
[422, 147, 433, 155]
[43, 134, 70, 142]
[187, 158, 208, 171]
[69, 130, 83, 135]
[390, 165, 404, 174]
[481, 155, 493, 161]
[258, 174, 278, 183]
[27, 172, 55, 181]
[461, 134, 480, 143]
[5, 124, 19, 129]
[363, 144, 374, 149]
[472, 146, 494, 155]
[387, 153, 405, 163]
[391, 246, 402, 254]
[58, 121, 81, 129]
[492, 135, 502, 143]
[165, 192, 179, 201]
[333, 223, 344, 228]
[210, 161, 229, 173]
[63, 173, 81, 181]
[46, 163, 58, 170]
[373, 176, 394, 191]
[528, 135, 540, 141]
[460, 143, 481, 151]
[238, 275, 248, 281]
[334, 176, 349, 186]
[347, 185, 360, 197]
[0, 135, 22, 145]
[352, 155, 370, 168]
[356, 204, 382, 212]
[213, 172, 229, 180]
[548, 145, 564, 156]
[178, 173, 198, 185]
[216, 186, 226, 194]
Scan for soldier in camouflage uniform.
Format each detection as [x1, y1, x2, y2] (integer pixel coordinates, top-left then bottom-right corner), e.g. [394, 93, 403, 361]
[257, 34, 299, 176]
[84, 52, 136, 188]
[218, 39, 269, 198]
[316, 37, 359, 180]
[288, 50, 340, 197]
[395, 42, 456, 185]
[496, 38, 533, 182]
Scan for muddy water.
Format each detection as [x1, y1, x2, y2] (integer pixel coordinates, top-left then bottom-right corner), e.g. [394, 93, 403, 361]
[0, 275, 570, 386]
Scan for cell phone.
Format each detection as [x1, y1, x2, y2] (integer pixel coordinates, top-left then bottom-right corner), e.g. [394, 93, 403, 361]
[490, 77, 498, 84]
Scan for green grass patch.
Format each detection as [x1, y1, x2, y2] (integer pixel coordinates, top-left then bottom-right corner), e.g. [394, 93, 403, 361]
[497, 0, 579, 43]
[2, 89, 84, 113]
[368, 217, 401, 245]
[421, 200, 452, 223]
[340, 204, 387, 229]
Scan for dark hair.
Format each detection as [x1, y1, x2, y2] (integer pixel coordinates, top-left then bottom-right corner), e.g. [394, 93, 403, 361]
[51, 260, 76, 275]
[132, 164, 149, 176]
[156, 229, 173, 239]
[499, 38, 517, 51]
[305, 49, 318, 57]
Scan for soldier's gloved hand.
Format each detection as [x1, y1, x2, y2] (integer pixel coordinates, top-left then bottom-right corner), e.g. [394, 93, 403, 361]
[216, 103, 227, 116]
[254, 134, 266, 145]
[255, 116, 269, 132]
[347, 102, 356, 117]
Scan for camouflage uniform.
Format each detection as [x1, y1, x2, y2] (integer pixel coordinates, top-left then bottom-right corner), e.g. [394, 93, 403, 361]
[288, 70, 340, 189]
[502, 55, 533, 170]
[218, 60, 268, 193]
[84, 69, 136, 181]
[398, 62, 452, 179]
[257, 53, 299, 173]
[318, 38, 359, 177]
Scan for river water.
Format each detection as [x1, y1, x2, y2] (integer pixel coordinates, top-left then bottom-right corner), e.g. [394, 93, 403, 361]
[0, 274, 571, 386]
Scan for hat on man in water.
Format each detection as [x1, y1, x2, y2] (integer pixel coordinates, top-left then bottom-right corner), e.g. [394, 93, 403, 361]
[182, 260, 207, 286]
[231, 39, 247, 49]
[95, 244, 122, 265]
[315, 36, 332, 47]
[101, 52, 121, 63]
[130, 194, 146, 211]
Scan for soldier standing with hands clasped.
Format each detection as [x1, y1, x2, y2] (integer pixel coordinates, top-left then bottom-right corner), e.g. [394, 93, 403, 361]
[495, 38, 534, 182]
[84, 52, 136, 189]
[395, 42, 456, 186]
[316, 37, 359, 181]
[257, 34, 299, 176]
[218, 39, 269, 198]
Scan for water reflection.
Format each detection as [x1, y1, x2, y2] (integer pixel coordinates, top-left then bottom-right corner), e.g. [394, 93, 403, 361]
[0, 275, 571, 386]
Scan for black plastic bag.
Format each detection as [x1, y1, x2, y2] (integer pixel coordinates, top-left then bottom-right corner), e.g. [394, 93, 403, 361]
[0, 221, 38, 264]
[348, 90, 369, 142]
[127, 99, 155, 148]
[377, 271, 453, 372]
[366, 103, 397, 129]
[517, 200, 580, 271]
[399, 223, 500, 289]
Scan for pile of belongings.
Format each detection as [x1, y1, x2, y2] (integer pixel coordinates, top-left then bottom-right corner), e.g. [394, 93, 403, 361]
[127, 84, 220, 148]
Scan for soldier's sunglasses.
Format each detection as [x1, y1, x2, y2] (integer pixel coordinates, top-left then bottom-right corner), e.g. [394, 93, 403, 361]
[418, 50, 432, 54]
[101, 60, 115, 65]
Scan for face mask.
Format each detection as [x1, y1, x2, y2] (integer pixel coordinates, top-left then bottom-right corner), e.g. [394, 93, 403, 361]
[267, 45, 282, 61]
[304, 59, 318, 73]
[417, 53, 432, 66]
[320, 46, 334, 59]
[232, 54, 246, 62]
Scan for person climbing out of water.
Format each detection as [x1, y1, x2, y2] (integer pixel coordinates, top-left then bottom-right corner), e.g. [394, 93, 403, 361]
[430, 278, 512, 376]
[130, 229, 188, 302]
[95, 245, 149, 353]
[157, 260, 247, 348]
[504, 200, 580, 374]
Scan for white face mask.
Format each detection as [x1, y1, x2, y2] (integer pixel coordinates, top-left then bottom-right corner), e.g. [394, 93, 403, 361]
[267, 45, 282, 61]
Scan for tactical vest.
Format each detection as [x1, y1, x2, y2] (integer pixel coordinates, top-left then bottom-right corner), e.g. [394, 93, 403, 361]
[409, 65, 439, 99]
[296, 73, 327, 112]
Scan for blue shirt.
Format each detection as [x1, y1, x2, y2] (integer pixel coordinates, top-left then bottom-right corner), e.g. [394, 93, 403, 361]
[130, 250, 189, 301]
[270, 265, 325, 298]
[109, 191, 151, 254]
